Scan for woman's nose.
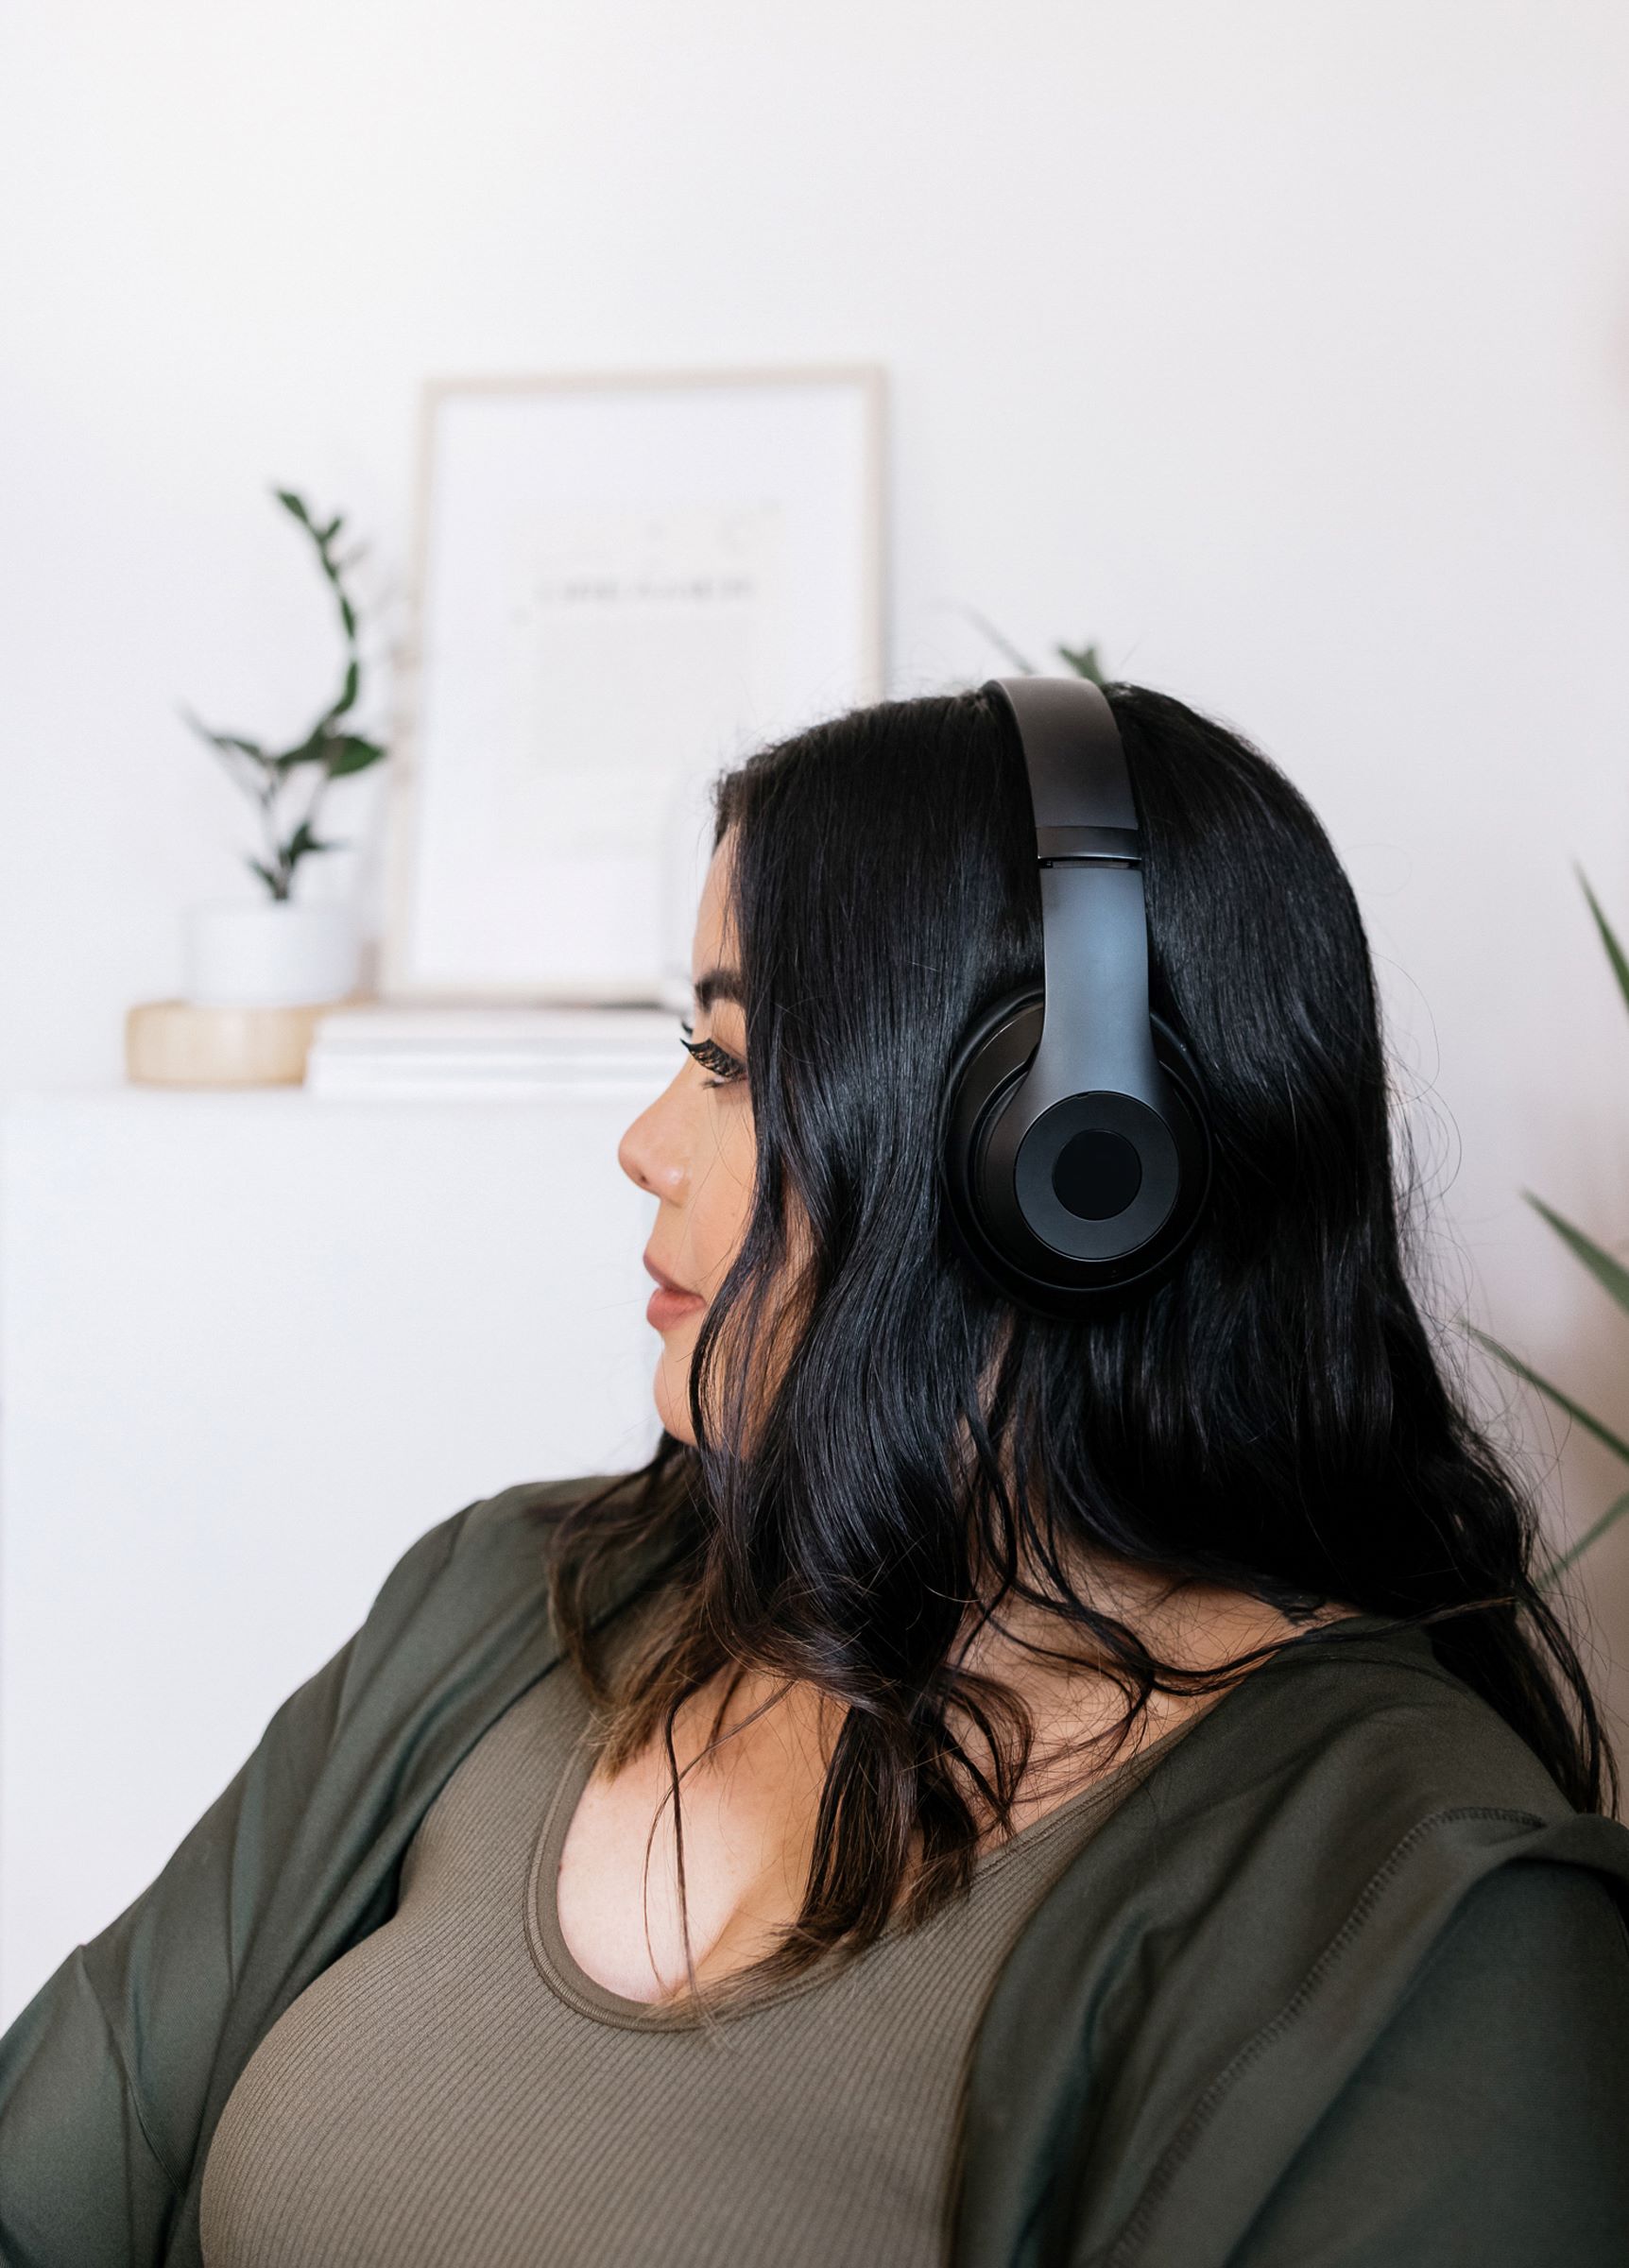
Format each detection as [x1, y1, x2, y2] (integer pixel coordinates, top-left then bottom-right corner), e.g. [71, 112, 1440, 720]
[618, 1086, 687, 1200]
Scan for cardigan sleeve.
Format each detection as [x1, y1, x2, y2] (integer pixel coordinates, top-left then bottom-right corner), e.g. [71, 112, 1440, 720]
[0, 1503, 472, 2268]
[1225, 1857, 1629, 2267]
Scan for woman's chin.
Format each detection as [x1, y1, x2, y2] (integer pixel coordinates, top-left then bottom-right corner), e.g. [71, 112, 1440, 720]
[653, 1364, 695, 1448]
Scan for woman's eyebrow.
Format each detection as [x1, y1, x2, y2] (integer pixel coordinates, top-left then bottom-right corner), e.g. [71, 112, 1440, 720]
[693, 966, 745, 1012]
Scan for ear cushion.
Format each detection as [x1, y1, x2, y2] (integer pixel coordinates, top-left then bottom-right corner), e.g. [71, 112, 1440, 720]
[937, 986, 1213, 1314]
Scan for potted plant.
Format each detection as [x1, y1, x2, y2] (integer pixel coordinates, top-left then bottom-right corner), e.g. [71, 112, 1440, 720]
[180, 489, 387, 1006]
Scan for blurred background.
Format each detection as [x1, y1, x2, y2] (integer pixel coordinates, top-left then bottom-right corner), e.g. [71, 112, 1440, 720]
[3, 0, 1628, 2021]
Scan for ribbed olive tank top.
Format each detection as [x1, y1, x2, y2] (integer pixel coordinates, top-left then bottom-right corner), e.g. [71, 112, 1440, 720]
[200, 1611, 1187, 2268]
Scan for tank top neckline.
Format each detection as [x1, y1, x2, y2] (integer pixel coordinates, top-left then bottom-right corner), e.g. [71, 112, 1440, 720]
[523, 1680, 1192, 2033]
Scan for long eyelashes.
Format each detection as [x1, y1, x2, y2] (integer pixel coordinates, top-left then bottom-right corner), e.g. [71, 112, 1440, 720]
[678, 1020, 746, 1088]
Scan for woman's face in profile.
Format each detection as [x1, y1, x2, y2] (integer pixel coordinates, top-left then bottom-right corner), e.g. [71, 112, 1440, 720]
[618, 830, 756, 1444]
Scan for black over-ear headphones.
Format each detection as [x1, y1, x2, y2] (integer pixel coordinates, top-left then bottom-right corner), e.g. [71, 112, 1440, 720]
[938, 676, 1213, 1318]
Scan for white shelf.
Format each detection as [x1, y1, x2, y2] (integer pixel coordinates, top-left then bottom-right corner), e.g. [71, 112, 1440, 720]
[0, 1083, 668, 2024]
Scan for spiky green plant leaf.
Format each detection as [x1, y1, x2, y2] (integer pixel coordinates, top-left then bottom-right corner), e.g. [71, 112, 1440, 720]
[958, 605, 1037, 675]
[1055, 640, 1105, 683]
[1538, 1486, 1629, 1589]
[1522, 1191, 1629, 1318]
[1462, 1320, 1629, 1468]
[1577, 864, 1629, 1022]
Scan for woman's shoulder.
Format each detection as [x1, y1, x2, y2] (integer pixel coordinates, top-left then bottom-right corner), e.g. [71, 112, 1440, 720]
[352, 1470, 643, 1638]
[443, 1469, 643, 1561]
[320, 1469, 649, 1747]
[1119, 1610, 1629, 1967]
[954, 1613, 1629, 2266]
[1218, 1839, 1629, 2266]
[1197, 1608, 1585, 1821]
[1000, 1607, 1629, 2011]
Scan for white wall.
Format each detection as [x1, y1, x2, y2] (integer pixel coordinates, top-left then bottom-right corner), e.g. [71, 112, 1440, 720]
[3, 2, 1628, 1741]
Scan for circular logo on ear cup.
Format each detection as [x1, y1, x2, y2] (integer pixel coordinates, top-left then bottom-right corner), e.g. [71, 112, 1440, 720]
[1053, 1128, 1142, 1221]
[1012, 1093, 1179, 1263]
[938, 986, 1214, 1310]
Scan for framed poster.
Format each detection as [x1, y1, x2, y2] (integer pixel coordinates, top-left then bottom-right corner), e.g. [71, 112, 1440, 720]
[382, 364, 886, 1005]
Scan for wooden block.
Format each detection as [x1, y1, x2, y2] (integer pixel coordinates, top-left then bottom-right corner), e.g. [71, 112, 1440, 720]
[125, 995, 375, 1088]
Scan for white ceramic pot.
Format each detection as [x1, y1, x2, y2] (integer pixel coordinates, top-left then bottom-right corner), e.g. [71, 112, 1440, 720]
[182, 899, 361, 1008]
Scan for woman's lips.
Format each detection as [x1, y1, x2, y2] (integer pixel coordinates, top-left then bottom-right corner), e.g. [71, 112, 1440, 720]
[642, 1251, 704, 1332]
[645, 1283, 705, 1332]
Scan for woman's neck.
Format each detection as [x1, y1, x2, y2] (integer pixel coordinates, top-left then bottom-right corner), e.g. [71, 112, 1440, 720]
[950, 1555, 1357, 1826]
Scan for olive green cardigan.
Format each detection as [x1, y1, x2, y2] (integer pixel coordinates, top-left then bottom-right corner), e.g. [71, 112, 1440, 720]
[4, 1475, 1629, 2266]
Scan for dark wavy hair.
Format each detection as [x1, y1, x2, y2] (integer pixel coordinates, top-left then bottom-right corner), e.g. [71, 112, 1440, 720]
[544, 679, 1616, 1993]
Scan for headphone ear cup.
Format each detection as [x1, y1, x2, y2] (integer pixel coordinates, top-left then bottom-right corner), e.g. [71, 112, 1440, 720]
[938, 987, 1212, 1315]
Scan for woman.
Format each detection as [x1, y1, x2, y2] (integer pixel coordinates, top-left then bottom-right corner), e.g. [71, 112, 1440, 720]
[4, 680, 1628, 2267]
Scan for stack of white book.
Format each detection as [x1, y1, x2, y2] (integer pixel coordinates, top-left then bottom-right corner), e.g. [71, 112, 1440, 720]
[303, 1003, 682, 1103]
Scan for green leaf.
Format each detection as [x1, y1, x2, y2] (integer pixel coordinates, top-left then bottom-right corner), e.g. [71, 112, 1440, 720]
[1055, 640, 1106, 683]
[273, 488, 312, 525]
[1461, 1319, 1629, 1467]
[1575, 865, 1629, 1023]
[180, 706, 266, 762]
[283, 819, 345, 863]
[338, 593, 357, 641]
[270, 730, 329, 775]
[1537, 1486, 1629, 1589]
[247, 856, 283, 896]
[325, 657, 360, 722]
[325, 732, 386, 778]
[321, 514, 344, 542]
[1522, 1190, 1629, 1318]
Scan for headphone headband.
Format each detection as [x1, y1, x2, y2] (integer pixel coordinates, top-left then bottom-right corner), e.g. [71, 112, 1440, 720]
[984, 675, 1139, 842]
[984, 676, 1166, 1123]
[936, 676, 1213, 1315]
